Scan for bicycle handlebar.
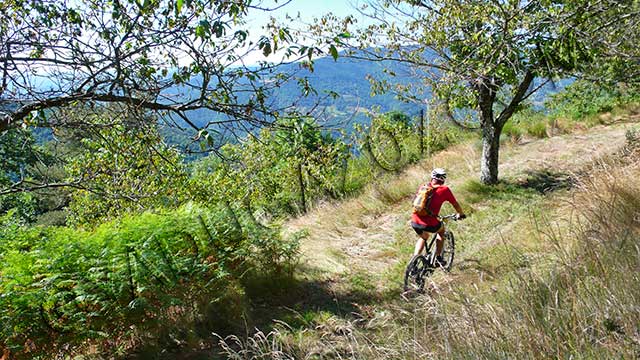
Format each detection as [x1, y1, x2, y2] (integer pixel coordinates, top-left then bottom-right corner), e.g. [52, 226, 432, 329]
[439, 214, 463, 221]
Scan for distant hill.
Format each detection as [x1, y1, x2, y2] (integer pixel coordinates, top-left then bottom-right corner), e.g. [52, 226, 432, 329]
[177, 53, 425, 132]
[271, 55, 421, 124]
[161, 53, 423, 156]
[179, 52, 569, 135]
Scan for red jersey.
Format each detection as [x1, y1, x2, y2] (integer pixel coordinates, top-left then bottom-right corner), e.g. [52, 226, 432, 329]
[411, 184, 459, 227]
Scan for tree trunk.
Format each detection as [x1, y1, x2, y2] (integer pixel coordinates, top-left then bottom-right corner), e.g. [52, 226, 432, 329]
[477, 76, 500, 185]
[480, 123, 501, 184]
[476, 71, 534, 185]
[297, 162, 307, 213]
[479, 71, 534, 185]
[419, 109, 425, 156]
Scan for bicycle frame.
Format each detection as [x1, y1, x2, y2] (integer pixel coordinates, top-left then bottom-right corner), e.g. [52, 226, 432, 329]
[423, 235, 439, 266]
[422, 214, 457, 266]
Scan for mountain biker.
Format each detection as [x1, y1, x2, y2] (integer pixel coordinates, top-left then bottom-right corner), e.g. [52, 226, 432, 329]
[411, 168, 466, 266]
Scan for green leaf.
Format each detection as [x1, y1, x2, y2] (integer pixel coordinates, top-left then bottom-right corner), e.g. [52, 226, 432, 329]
[195, 25, 206, 39]
[195, 20, 210, 39]
[212, 21, 225, 38]
[259, 38, 272, 57]
[176, 0, 183, 14]
[235, 30, 247, 42]
[329, 45, 339, 61]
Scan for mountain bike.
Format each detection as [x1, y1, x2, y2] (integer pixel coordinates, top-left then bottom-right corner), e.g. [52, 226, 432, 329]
[403, 214, 459, 293]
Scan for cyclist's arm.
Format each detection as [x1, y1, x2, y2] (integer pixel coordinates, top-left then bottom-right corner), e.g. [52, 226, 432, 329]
[447, 189, 466, 217]
[452, 201, 464, 215]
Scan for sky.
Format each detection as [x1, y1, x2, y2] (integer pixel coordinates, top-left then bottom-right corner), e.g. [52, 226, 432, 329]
[240, 0, 370, 65]
[250, 0, 365, 26]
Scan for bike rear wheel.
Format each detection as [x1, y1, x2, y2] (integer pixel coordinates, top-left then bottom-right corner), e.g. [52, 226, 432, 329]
[404, 255, 431, 292]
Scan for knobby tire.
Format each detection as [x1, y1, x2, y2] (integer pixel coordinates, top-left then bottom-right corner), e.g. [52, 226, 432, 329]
[404, 255, 430, 292]
[440, 231, 455, 272]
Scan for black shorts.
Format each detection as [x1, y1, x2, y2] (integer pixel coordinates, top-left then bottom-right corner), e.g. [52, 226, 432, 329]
[411, 221, 443, 235]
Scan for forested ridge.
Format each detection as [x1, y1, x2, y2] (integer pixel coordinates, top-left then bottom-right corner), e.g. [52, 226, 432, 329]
[1, 0, 639, 359]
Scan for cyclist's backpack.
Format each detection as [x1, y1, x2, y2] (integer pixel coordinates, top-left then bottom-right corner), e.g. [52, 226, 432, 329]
[412, 184, 436, 216]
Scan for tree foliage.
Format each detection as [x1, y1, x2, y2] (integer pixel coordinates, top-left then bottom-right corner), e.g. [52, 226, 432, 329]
[315, 0, 640, 183]
[0, 128, 60, 222]
[190, 116, 349, 217]
[0, 0, 304, 134]
[562, 0, 640, 85]
[65, 118, 187, 226]
[0, 104, 190, 226]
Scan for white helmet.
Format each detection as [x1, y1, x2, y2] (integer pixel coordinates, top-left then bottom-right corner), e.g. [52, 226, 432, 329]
[431, 168, 447, 181]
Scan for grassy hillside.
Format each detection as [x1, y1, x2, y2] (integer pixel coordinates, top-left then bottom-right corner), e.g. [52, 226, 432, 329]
[214, 107, 640, 359]
[2, 98, 638, 359]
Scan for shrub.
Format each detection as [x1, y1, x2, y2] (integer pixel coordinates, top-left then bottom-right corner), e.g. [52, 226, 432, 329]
[547, 80, 640, 121]
[502, 120, 524, 142]
[0, 203, 300, 358]
[525, 119, 548, 138]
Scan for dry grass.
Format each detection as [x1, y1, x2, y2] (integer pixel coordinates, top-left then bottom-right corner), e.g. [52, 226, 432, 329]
[286, 142, 480, 283]
[290, 123, 632, 282]
[283, 123, 635, 302]
[238, 121, 640, 360]
[424, 137, 640, 358]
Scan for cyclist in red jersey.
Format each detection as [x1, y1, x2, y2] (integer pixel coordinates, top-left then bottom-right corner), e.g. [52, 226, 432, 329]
[411, 168, 466, 265]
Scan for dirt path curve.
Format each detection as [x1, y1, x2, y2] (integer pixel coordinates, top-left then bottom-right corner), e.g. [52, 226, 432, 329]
[286, 122, 636, 289]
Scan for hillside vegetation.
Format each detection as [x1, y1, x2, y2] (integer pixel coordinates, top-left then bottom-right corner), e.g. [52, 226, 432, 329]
[1, 86, 639, 359]
[2, 0, 640, 358]
[216, 108, 640, 359]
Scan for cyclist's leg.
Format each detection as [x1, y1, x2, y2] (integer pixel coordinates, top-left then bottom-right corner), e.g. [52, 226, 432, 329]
[411, 222, 432, 256]
[413, 231, 431, 256]
[434, 224, 446, 257]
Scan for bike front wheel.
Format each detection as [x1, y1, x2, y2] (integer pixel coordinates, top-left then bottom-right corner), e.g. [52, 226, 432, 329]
[404, 255, 431, 292]
[441, 231, 455, 272]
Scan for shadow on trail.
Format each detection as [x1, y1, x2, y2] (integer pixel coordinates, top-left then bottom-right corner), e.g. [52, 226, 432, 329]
[516, 169, 576, 194]
[241, 265, 381, 331]
[131, 265, 381, 360]
[462, 168, 576, 205]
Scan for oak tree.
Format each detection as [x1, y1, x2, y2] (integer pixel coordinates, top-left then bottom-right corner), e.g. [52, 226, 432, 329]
[316, 0, 639, 184]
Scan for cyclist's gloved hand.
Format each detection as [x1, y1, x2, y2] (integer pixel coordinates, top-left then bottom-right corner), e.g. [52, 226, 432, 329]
[456, 213, 466, 220]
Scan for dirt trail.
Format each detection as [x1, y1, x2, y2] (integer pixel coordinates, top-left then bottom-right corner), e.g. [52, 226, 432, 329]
[287, 122, 636, 289]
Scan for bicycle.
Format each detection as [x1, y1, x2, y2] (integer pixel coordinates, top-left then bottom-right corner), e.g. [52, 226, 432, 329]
[403, 214, 460, 293]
